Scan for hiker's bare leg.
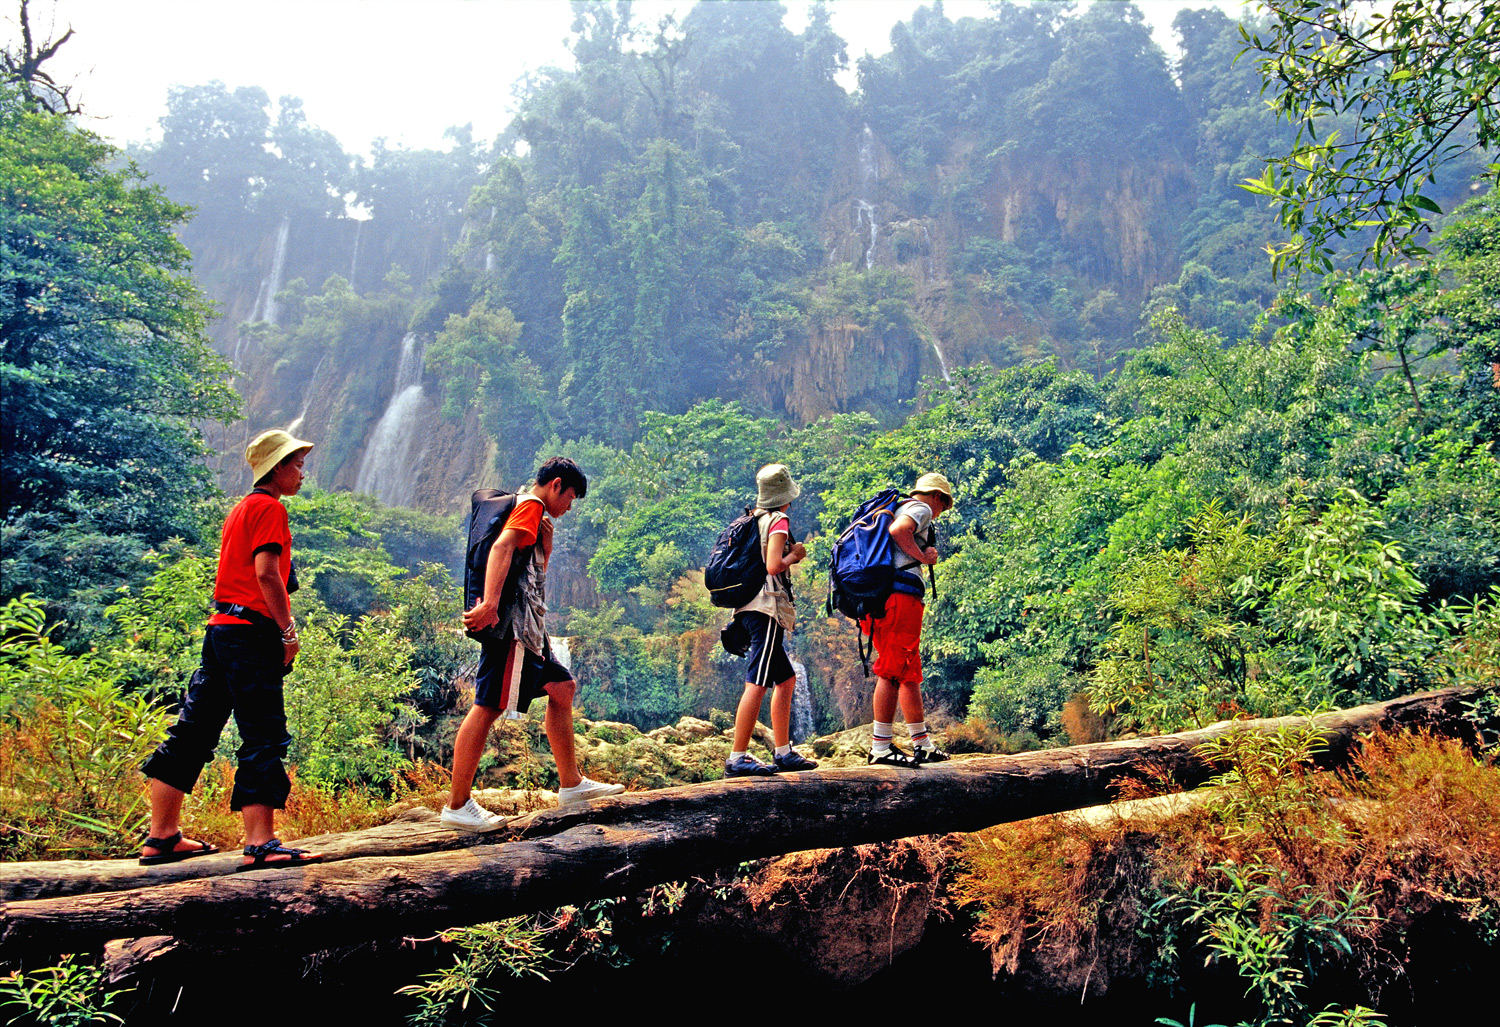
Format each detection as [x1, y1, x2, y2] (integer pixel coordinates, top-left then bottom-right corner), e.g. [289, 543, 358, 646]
[733, 683, 768, 752]
[450, 704, 502, 808]
[770, 676, 795, 747]
[545, 679, 581, 789]
[142, 778, 212, 857]
[897, 680, 926, 726]
[242, 803, 276, 847]
[240, 803, 323, 862]
[872, 676, 900, 724]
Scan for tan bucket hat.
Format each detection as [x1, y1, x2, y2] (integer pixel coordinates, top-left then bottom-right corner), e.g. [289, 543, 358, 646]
[246, 429, 313, 482]
[913, 472, 954, 509]
[755, 463, 801, 509]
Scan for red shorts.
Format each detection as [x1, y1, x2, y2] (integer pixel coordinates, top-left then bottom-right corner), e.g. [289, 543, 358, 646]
[861, 591, 925, 686]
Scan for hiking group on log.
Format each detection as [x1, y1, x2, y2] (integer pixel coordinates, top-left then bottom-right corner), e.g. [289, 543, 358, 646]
[136, 430, 960, 867]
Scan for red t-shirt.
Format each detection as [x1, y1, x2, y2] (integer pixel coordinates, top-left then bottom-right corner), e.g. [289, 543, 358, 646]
[207, 491, 292, 626]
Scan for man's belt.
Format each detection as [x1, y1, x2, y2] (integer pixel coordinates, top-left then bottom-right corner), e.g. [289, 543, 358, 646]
[213, 601, 280, 633]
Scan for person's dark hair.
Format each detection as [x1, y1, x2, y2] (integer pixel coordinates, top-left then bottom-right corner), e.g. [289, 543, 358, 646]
[536, 456, 587, 499]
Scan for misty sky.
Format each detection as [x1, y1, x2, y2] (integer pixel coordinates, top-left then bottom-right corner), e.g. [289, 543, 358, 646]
[14, 0, 1253, 157]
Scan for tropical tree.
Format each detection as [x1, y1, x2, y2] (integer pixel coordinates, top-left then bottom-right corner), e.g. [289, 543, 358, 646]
[1, 85, 239, 633]
[1242, 0, 1500, 274]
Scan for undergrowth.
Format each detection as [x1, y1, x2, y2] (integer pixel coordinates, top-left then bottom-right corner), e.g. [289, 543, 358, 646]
[956, 726, 1500, 1023]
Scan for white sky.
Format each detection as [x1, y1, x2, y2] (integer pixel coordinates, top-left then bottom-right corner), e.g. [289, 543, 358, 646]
[11, 0, 1254, 157]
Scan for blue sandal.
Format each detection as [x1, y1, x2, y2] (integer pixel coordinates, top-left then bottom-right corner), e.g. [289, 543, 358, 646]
[237, 837, 322, 871]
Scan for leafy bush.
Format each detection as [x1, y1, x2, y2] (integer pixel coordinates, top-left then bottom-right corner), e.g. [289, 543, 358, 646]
[398, 920, 549, 1026]
[0, 596, 170, 860]
[1089, 496, 1452, 733]
[0, 955, 131, 1026]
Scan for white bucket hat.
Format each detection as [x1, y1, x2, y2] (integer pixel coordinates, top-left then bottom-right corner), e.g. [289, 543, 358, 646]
[755, 463, 801, 509]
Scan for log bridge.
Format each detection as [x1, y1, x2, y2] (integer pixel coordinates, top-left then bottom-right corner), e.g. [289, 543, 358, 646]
[0, 689, 1485, 961]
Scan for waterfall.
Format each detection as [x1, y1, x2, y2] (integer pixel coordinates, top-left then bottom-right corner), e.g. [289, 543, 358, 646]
[286, 353, 328, 436]
[790, 660, 814, 743]
[855, 200, 879, 270]
[355, 333, 429, 507]
[348, 218, 363, 287]
[251, 218, 291, 325]
[859, 124, 879, 191]
[855, 124, 881, 270]
[929, 338, 952, 383]
[549, 636, 572, 673]
[485, 206, 496, 272]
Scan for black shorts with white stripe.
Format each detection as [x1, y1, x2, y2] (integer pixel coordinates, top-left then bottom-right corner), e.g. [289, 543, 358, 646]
[738, 610, 795, 689]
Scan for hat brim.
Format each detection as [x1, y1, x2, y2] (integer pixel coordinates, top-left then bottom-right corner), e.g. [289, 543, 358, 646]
[250, 437, 313, 482]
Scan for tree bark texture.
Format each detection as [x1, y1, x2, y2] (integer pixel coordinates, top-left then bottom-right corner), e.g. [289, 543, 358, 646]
[0, 688, 1483, 959]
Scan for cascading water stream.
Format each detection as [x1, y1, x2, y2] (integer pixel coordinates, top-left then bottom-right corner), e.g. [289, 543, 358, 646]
[348, 218, 363, 286]
[235, 218, 292, 367]
[550, 636, 571, 673]
[355, 333, 429, 507]
[286, 353, 328, 436]
[856, 124, 880, 269]
[791, 660, 814, 743]
[929, 338, 952, 383]
[253, 218, 291, 325]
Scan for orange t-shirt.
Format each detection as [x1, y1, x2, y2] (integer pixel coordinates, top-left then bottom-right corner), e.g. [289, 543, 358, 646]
[504, 495, 545, 548]
[207, 491, 292, 626]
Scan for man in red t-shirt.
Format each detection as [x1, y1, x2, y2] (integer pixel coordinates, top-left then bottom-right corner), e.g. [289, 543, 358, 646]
[139, 429, 324, 870]
[442, 457, 624, 832]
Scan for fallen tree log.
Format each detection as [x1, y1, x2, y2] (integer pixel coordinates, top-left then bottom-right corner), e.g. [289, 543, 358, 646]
[0, 805, 504, 903]
[0, 688, 1483, 958]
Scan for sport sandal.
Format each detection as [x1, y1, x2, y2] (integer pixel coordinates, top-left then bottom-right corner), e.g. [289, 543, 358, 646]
[868, 746, 921, 768]
[237, 838, 323, 871]
[139, 830, 219, 866]
[914, 745, 951, 764]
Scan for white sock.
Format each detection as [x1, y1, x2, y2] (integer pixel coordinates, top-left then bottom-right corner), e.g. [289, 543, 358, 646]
[775, 743, 791, 757]
[909, 720, 930, 748]
[872, 721, 894, 753]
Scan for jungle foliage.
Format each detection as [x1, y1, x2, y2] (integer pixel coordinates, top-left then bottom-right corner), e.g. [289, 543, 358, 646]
[0, 85, 239, 640]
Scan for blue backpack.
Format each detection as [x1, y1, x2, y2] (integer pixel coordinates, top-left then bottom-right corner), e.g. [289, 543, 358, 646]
[826, 487, 904, 622]
[826, 487, 937, 674]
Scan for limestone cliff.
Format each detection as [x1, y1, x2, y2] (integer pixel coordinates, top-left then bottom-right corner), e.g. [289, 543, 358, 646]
[194, 213, 495, 513]
[196, 121, 1193, 504]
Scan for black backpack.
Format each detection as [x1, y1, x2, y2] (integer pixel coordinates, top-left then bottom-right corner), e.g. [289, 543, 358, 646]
[463, 488, 537, 641]
[705, 507, 767, 609]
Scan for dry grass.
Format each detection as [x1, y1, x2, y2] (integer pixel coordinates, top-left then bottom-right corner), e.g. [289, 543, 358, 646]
[175, 760, 395, 851]
[954, 730, 1500, 1004]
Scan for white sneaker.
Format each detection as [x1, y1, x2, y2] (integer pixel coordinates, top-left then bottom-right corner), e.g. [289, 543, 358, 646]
[440, 797, 507, 833]
[557, 776, 625, 806]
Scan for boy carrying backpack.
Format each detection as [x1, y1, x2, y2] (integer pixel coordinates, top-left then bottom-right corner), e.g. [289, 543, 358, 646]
[858, 473, 955, 767]
[719, 464, 819, 777]
[443, 457, 624, 832]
